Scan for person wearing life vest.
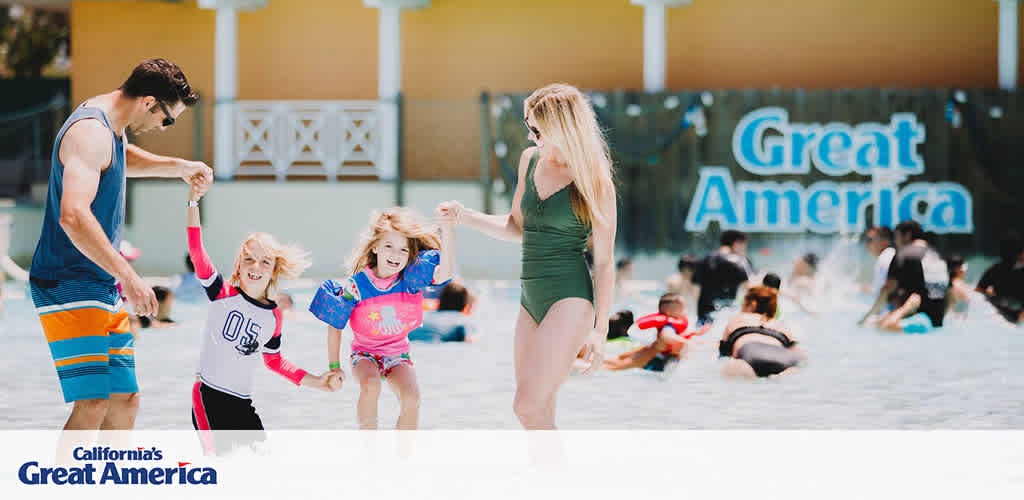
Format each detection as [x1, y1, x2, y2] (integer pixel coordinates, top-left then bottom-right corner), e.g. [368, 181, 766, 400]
[602, 293, 707, 372]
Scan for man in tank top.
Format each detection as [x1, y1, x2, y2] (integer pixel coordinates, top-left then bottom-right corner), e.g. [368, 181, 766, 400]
[30, 59, 212, 432]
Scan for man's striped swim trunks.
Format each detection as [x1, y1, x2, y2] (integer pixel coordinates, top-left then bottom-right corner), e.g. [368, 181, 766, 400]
[30, 277, 138, 403]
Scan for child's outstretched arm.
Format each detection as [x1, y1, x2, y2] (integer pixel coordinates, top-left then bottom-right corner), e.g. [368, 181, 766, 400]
[658, 326, 688, 345]
[434, 220, 455, 284]
[327, 325, 344, 376]
[186, 181, 202, 230]
[185, 182, 230, 300]
[263, 309, 341, 392]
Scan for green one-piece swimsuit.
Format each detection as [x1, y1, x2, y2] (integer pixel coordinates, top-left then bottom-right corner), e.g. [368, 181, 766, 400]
[519, 152, 594, 324]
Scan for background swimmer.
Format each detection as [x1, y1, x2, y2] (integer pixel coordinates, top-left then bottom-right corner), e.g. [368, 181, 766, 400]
[665, 254, 699, 306]
[602, 293, 698, 372]
[409, 281, 479, 343]
[720, 286, 805, 378]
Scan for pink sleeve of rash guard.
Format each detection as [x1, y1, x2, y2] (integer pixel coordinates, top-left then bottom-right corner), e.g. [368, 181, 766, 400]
[188, 226, 235, 300]
[187, 226, 216, 280]
[262, 309, 308, 386]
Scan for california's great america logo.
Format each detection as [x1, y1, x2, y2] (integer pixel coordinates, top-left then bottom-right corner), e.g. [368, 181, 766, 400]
[17, 446, 217, 485]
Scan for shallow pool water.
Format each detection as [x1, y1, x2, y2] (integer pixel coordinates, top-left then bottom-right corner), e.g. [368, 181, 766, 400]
[2, 278, 1022, 430]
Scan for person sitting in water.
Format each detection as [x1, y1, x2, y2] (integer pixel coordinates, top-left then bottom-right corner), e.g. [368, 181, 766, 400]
[762, 273, 784, 319]
[616, 257, 633, 284]
[762, 272, 817, 316]
[976, 231, 1024, 324]
[138, 285, 177, 329]
[571, 310, 635, 372]
[274, 291, 317, 323]
[602, 293, 705, 372]
[945, 254, 972, 319]
[614, 257, 645, 303]
[862, 226, 895, 297]
[0, 208, 29, 283]
[860, 220, 949, 333]
[875, 289, 931, 333]
[276, 291, 294, 312]
[605, 309, 635, 342]
[665, 254, 699, 305]
[171, 254, 207, 302]
[693, 230, 753, 325]
[788, 253, 818, 296]
[719, 286, 805, 378]
[408, 281, 478, 343]
[421, 283, 443, 311]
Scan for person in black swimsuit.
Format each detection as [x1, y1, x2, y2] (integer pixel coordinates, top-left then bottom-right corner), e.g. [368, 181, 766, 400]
[976, 231, 1024, 324]
[693, 230, 753, 325]
[859, 220, 950, 333]
[719, 286, 805, 378]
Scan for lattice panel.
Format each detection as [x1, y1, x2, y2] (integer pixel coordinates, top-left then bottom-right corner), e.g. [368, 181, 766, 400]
[233, 101, 382, 180]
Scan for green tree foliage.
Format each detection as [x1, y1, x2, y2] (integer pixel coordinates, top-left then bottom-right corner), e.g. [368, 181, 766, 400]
[1, 7, 69, 78]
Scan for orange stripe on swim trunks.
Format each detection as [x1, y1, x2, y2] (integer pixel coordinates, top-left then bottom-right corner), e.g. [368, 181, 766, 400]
[108, 348, 134, 355]
[40, 309, 118, 342]
[54, 355, 109, 367]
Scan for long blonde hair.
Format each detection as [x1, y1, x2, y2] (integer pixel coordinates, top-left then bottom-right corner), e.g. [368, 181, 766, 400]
[346, 207, 441, 276]
[525, 83, 615, 227]
[230, 233, 312, 298]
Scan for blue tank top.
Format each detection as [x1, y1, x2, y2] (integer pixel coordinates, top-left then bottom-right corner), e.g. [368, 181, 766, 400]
[30, 104, 126, 285]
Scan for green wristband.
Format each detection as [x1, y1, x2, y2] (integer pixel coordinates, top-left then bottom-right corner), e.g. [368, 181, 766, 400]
[329, 361, 341, 370]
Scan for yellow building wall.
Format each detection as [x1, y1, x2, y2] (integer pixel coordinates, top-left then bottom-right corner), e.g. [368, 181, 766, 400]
[237, 0, 378, 100]
[70, 0, 1012, 180]
[666, 0, 1003, 89]
[401, 0, 643, 179]
[71, 1, 215, 166]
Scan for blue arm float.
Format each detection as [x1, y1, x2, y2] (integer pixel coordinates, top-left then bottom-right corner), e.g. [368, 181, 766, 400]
[404, 250, 450, 292]
[308, 279, 358, 329]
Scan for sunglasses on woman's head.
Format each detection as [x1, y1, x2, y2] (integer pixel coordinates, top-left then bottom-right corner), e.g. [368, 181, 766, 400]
[155, 99, 175, 127]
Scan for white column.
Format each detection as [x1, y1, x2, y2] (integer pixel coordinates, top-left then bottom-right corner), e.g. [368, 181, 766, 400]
[643, 3, 666, 92]
[377, 6, 401, 180]
[378, 7, 401, 101]
[633, 0, 690, 92]
[365, 0, 429, 181]
[200, 1, 266, 179]
[998, 0, 1019, 90]
[214, 7, 238, 179]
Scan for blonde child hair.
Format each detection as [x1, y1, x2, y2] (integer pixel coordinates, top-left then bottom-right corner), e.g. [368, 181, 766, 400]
[524, 83, 615, 228]
[230, 233, 312, 297]
[346, 207, 441, 276]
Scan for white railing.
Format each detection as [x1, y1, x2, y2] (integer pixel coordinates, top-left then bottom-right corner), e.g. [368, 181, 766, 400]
[231, 100, 382, 180]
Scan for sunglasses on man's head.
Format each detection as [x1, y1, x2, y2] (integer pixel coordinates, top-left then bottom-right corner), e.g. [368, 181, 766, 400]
[524, 119, 540, 139]
[155, 99, 175, 127]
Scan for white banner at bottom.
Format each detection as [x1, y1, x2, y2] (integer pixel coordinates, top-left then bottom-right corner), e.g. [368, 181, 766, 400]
[0, 431, 1021, 499]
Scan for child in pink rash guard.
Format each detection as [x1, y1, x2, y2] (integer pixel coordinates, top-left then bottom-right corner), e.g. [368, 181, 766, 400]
[310, 207, 455, 429]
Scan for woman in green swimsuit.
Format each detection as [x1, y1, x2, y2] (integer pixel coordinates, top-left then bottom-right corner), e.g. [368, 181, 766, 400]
[436, 83, 617, 429]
